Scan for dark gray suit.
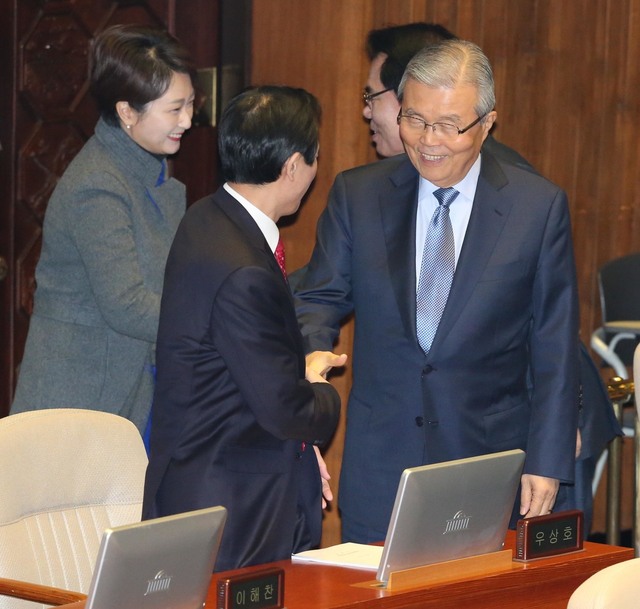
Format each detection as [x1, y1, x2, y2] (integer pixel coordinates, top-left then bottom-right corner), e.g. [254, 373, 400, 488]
[293, 152, 580, 542]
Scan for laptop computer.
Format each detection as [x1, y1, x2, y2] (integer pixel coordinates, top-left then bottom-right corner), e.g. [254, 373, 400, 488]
[376, 449, 525, 582]
[85, 506, 227, 609]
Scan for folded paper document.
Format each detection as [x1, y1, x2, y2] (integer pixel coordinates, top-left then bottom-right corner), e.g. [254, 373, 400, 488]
[292, 543, 382, 570]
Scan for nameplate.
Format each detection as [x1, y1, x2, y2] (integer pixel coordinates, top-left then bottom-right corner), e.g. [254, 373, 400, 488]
[217, 567, 284, 609]
[514, 509, 584, 561]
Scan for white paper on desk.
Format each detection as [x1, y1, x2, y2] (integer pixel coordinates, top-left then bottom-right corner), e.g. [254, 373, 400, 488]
[291, 542, 383, 570]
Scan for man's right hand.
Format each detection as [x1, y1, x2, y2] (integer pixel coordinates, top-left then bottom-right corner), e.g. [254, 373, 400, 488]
[305, 350, 348, 382]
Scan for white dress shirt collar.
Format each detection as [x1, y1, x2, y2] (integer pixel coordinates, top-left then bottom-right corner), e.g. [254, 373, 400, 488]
[223, 183, 280, 253]
[419, 153, 482, 204]
[415, 154, 482, 284]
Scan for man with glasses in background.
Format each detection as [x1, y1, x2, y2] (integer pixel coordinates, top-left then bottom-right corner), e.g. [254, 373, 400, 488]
[361, 22, 533, 169]
[292, 39, 579, 544]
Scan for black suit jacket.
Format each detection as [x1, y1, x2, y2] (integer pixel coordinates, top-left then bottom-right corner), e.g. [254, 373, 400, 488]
[293, 152, 580, 539]
[143, 187, 340, 570]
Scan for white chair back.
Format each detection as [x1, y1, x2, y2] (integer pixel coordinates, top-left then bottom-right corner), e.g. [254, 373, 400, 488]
[0, 409, 148, 609]
[567, 557, 640, 608]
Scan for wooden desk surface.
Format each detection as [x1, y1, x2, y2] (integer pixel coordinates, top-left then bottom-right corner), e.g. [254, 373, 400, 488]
[51, 532, 633, 609]
[207, 532, 634, 609]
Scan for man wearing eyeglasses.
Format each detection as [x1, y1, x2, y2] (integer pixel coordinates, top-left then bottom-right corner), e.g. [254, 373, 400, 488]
[362, 23, 534, 170]
[292, 39, 579, 544]
[359, 22, 618, 541]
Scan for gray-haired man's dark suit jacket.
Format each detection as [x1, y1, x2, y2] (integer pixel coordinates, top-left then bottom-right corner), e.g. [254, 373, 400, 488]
[293, 151, 580, 541]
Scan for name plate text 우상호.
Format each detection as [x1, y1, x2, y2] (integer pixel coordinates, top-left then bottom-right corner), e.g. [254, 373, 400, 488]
[515, 510, 584, 561]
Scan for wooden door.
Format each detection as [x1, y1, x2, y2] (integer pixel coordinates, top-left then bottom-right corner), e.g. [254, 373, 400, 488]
[0, 0, 221, 417]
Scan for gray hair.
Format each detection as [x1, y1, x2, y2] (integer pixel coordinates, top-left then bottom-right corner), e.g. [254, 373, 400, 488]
[398, 39, 495, 119]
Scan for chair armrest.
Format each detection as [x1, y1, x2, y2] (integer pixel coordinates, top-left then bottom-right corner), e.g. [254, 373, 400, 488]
[591, 327, 631, 378]
[604, 321, 640, 333]
[0, 577, 87, 606]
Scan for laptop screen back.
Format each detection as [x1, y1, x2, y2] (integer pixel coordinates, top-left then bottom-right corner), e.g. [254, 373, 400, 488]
[376, 449, 525, 583]
[85, 506, 227, 609]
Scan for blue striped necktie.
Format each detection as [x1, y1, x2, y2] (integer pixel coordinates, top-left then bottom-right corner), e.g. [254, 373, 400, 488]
[416, 187, 459, 353]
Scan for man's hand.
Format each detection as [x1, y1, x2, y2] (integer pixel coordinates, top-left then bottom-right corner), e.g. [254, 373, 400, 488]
[520, 474, 559, 518]
[305, 350, 347, 382]
[575, 428, 582, 459]
[314, 446, 333, 509]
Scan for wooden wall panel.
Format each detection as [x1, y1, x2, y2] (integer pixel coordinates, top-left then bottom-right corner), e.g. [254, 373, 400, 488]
[251, 0, 373, 547]
[251, 0, 375, 270]
[251, 0, 640, 546]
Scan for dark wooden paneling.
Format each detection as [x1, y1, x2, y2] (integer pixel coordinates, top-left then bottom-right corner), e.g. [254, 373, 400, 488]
[172, 0, 221, 202]
[251, 0, 640, 546]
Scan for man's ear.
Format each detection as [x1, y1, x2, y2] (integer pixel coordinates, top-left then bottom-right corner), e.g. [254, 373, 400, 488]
[481, 110, 498, 139]
[282, 152, 303, 181]
[115, 101, 136, 128]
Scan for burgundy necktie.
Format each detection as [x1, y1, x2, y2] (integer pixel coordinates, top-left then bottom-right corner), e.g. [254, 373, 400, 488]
[275, 238, 287, 279]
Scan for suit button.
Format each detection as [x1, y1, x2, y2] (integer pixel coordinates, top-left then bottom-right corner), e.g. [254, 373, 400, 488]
[421, 365, 434, 377]
[415, 416, 424, 427]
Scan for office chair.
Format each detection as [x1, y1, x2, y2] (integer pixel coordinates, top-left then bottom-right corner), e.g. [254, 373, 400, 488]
[0, 409, 148, 609]
[567, 557, 640, 608]
[590, 252, 640, 380]
[590, 253, 640, 500]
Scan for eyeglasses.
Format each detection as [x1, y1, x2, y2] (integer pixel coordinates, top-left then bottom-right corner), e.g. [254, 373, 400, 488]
[396, 112, 488, 139]
[363, 87, 393, 107]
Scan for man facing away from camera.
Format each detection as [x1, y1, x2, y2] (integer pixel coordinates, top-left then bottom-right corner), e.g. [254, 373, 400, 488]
[143, 85, 343, 569]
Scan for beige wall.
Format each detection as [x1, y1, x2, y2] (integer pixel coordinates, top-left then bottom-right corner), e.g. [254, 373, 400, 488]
[251, 0, 640, 546]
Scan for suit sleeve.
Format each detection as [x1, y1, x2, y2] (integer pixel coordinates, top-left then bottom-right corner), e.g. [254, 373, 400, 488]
[577, 341, 622, 459]
[291, 174, 355, 353]
[526, 188, 580, 482]
[212, 265, 340, 444]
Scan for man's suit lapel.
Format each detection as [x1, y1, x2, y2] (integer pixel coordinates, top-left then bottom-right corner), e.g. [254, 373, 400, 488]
[379, 158, 421, 345]
[429, 152, 511, 353]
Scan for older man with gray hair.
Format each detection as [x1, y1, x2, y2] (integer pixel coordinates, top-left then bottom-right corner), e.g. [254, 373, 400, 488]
[294, 39, 580, 543]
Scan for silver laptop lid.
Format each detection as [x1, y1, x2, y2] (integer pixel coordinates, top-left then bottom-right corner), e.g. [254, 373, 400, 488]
[85, 506, 227, 609]
[376, 449, 525, 583]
